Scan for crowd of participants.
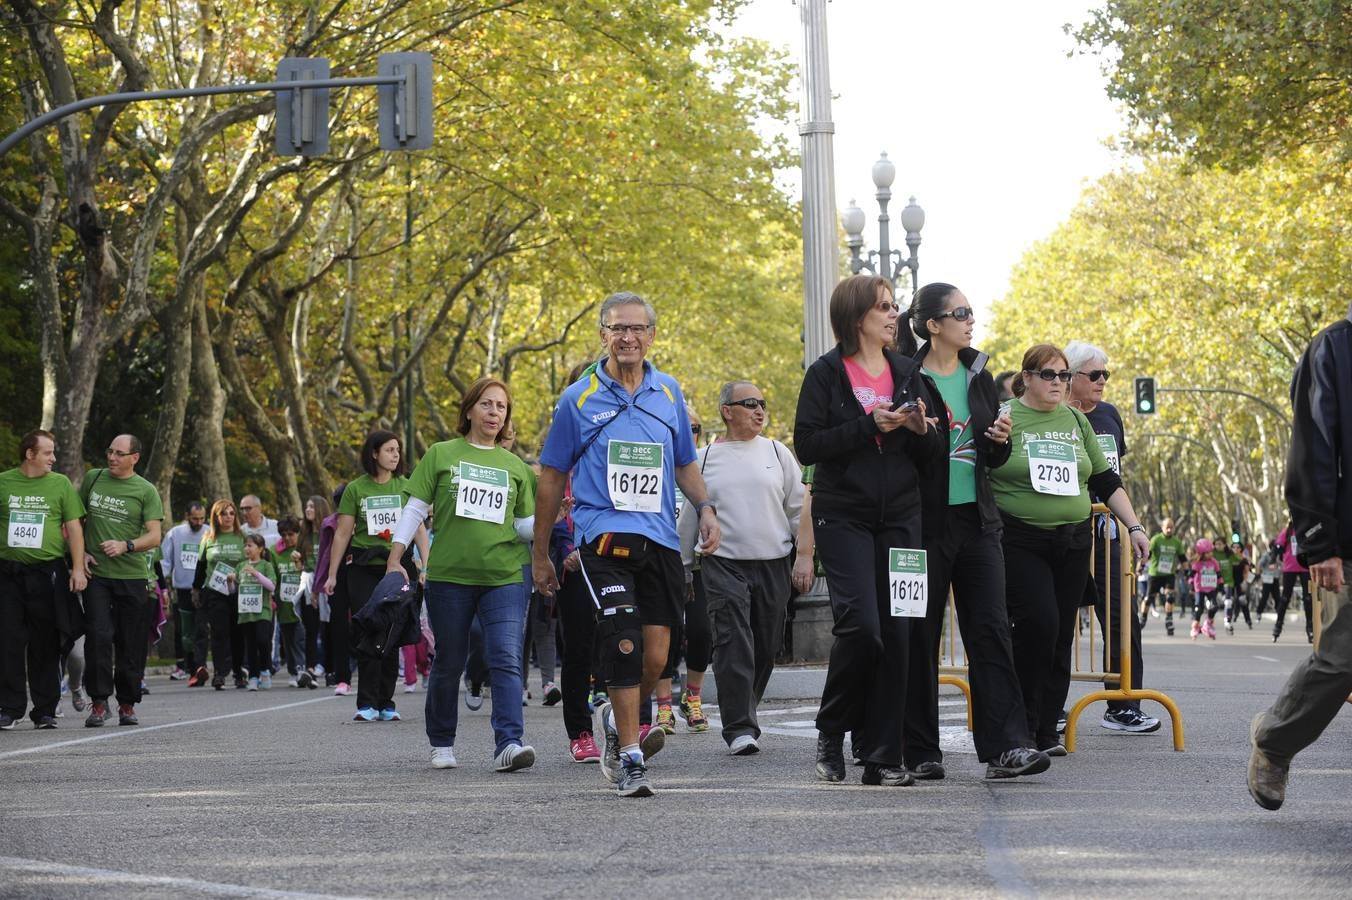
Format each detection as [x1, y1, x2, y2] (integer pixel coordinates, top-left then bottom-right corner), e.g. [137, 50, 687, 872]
[0, 278, 1297, 799]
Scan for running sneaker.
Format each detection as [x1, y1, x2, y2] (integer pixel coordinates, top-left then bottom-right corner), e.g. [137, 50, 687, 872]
[679, 691, 709, 732]
[493, 743, 536, 773]
[117, 704, 138, 726]
[656, 704, 677, 735]
[234, 675, 248, 690]
[297, 670, 314, 689]
[862, 763, 914, 786]
[70, 688, 87, 712]
[597, 701, 621, 784]
[909, 761, 946, 780]
[542, 682, 561, 706]
[379, 708, 401, 721]
[84, 703, 109, 727]
[169, 667, 188, 681]
[1056, 712, 1067, 735]
[403, 682, 417, 693]
[570, 731, 601, 763]
[639, 723, 665, 759]
[985, 747, 1052, 779]
[430, 746, 458, 769]
[617, 756, 654, 798]
[465, 682, 484, 711]
[187, 666, 208, 687]
[287, 676, 299, 688]
[353, 707, 378, 722]
[0, 713, 15, 730]
[247, 677, 259, 692]
[729, 734, 760, 756]
[34, 715, 58, 730]
[334, 682, 351, 697]
[259, 672, 272, 690]
[1101, 707, 1162, 734]
[588, 690, 608, 714]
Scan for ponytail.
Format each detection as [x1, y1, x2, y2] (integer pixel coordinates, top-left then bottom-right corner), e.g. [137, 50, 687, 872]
[894, 303, 920, 356]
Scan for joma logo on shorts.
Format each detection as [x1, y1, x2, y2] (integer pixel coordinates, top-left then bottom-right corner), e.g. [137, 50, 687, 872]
[600, 584, 626, 597]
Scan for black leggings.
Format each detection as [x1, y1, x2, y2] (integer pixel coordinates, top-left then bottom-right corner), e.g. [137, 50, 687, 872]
[342, 559, 399, 712]
[1193, 592, 1218, 622]
[300, 597, 321, 668]
[1255, 580, 1281, 617]
[664, 569, 711, 679]
[556, 572, 597, 740]
[1274, 571, 1313, 637]
[245, 619, 273, 677]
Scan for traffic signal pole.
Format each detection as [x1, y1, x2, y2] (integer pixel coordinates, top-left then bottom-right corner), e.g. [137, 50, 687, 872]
[1155, 386, 1292, 428]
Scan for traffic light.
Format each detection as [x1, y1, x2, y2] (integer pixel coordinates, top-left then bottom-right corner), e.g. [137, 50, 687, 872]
[1231, 517, 1242, 546]
[1134, 376, 1156, 415]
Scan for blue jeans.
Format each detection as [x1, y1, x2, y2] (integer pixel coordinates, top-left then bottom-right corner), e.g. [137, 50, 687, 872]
[424, 581, 526, 753]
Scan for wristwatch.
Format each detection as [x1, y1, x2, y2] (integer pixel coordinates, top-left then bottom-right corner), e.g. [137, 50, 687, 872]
[125, 539, 136, 553]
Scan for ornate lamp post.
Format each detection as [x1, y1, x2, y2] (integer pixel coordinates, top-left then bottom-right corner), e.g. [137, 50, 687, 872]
[841, 152, 925, 297]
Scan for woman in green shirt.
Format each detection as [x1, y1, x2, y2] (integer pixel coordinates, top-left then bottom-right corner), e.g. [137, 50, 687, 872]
[385, 377, 538, 773]
[324, 430, 430, 721]
[991, 343, 1150, 754]
[192, 499, 246, 690]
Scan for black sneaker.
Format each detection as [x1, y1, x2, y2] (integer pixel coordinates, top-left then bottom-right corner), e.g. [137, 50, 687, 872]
[34, 715, 58, 730]
[815, 732, 846, 783]
[862, 763, 915, 786]
[617, 756, 654, 798]
[85, 702, 110, 727]
[909, 760, 946, 780]
[0, 713, 16, 730]
[297, 670, 313, 689]
[986, 747, 1052, 779]
[1101, 707, 1162, 734]
[234, 675, 248, 690]
[597, 702, 621, 785]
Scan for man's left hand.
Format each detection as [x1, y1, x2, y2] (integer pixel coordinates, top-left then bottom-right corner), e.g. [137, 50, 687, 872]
[1310, 556, 1345, 593]
[697, 508, 722, 557]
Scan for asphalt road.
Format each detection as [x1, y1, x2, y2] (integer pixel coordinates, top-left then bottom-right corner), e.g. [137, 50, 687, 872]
[2, 612, 1350, 899]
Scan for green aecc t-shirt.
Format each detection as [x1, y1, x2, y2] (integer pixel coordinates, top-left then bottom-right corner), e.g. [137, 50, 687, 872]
[0, 468, 85, 565]
[338, 473, 412, 553]
[81, 468, 164, 580]
[990, 400, 1109, 530]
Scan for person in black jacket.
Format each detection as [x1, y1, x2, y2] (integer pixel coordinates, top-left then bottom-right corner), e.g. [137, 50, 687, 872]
[1250, 301, 1352, 810]
[793, 274, 946, 787]
[899, 283, 1051, 780]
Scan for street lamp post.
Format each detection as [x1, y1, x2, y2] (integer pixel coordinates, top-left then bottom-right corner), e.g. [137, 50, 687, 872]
[841, 152, 925, 298]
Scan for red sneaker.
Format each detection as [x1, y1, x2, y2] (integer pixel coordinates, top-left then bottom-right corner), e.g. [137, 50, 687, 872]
[638, 723, 665, 759]
[569, 731, 601, 763]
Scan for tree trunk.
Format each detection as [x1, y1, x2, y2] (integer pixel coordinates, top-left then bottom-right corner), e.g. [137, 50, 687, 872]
[191, 301, 232, 502]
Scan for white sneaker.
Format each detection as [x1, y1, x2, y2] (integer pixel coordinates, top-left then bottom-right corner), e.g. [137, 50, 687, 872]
[403, 683, 417, 693]
[334, 682, 351, 696]
[493, 743, 536, 773]
[287, 677, 299, 688]
[430, 746, 458, 769]
[313, 664, 326, 676]
[729, 734, 761, 756]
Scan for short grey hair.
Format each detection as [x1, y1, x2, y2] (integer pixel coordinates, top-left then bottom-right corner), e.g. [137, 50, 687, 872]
[717, 380, 757, 425]
[598, 291, 657, 329]
[1064, 340, 1108, 373]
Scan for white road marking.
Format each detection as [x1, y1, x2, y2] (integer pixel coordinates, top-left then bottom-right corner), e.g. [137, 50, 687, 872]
[0, 856, 366, 900]
[1254, 655, 1280, 662]
[0, 695, 338, 760]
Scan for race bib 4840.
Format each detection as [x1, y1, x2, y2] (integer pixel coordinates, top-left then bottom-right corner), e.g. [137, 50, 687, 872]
[6, 511, 44, 549]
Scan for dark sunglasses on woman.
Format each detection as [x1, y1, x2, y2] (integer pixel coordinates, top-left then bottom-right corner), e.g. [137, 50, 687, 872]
[1028, 369, 1073, 383]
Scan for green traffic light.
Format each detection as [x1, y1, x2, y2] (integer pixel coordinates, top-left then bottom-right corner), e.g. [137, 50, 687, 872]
[1140, 400, 1152, 412]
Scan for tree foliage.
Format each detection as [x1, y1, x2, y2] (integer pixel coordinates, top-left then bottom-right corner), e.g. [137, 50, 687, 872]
[1074, 0, 1352, 168]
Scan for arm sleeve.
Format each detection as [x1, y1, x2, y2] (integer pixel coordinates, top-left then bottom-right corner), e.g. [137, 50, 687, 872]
[253, 571, 276, 593]
[392, 497, 430, 548]
[514, 516, 536, 543]
[1285, 335, 1342, 564]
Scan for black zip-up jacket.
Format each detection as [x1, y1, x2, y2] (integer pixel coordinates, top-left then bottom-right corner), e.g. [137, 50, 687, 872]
[912, 344, 1012, 542]
[794, 346, 947, 526]
[1286, 302, 1352, 566]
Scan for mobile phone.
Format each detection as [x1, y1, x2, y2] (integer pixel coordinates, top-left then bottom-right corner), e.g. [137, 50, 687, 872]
[898, 400, 919, 413]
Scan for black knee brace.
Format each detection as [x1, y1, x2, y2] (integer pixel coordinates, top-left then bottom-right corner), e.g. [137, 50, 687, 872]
[596, 604, 643, 688]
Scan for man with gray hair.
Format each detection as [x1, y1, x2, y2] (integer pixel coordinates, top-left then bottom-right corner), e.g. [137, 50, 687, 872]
[1065, 341, 1160, 735]
[678, 380, 803, 755]
[534, 291, 722, 797]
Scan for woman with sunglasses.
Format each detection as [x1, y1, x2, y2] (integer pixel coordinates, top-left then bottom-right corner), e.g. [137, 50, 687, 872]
[1065, 340, 1159, 735]
[896, 283, 1051, 780]
[991, 343, 1150, 754]
[191, 500, 246, 690]
[794, 274, 945, 787]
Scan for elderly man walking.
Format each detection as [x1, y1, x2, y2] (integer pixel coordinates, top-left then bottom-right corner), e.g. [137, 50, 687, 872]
[678, 381, 803, 756]
[1249, 302, 1352, 810]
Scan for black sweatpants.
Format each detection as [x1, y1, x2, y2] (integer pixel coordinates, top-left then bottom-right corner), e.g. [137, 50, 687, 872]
[300, 597, 321, 668]
[197, 589, 236, 681]
[342, 559, 399, 712]
[0, 560, 67, 721]
[815, 517, 916, 767]
[1274, 571, 1313, 638]
[1085, 531, 1145, 713]
[245, 618, 273, 677]
[1002, 515, 1092, 751]
[174, 588, 198, 671]
[557, 572, 597, 740]
[83, 575, 151, 707]
[905, 504, 1030, 765]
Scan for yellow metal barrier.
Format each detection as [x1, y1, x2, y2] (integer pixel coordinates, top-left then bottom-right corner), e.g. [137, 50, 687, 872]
[1064, 507, 1185, 752]
[937, 592, 974, 730]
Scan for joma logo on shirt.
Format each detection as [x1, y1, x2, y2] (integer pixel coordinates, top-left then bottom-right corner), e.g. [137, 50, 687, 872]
[591, 409, 618, 424]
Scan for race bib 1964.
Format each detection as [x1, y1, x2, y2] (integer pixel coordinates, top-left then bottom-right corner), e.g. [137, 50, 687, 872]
[363, 495, 402, 536]
[6, 511, 44, 549]
[607, 440, 663, 513]
[455, 462, 509, 524]
[888, 548, 927, 618]
[1026, 440, 1078, 497]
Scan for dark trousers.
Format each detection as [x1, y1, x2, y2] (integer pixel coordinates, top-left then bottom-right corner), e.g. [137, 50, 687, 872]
[344, 560, 398, 711]
[245, 619, 273, 677]
[174, 588, 197, 670]
[326, 569, 354, 684]
[83, 576, 151, 706]
[905, 505, 1030, 765]
[1256, 580, 1281, 617]
[197, 590, 235, 680]
[1002, 516, 1092, 750]
[815, 517, 916, 767]
[278, 621, 302, 675]
[1086, 532, 1145, 713]
[0, 561, 66, 721]
[557, 573, 596, 740]
[300, 598, 321, 668]
[664, 568, 712, 682]
[230, 618, 246, 678]
[1275, 571, 1313, 638]
[703, 555, 792, 745]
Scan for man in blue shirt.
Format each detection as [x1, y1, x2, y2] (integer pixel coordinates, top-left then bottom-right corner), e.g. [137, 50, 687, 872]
[534, 291, 721, 798]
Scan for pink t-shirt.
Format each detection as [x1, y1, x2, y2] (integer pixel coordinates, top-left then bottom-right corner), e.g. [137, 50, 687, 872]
[1192, 557, 1222, 594]
[843, 357, 894, 414]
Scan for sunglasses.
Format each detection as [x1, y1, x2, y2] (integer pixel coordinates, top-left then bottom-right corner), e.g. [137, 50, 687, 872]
[691, 424, 702, 436]
[874, 301, 901, 313]
[1076, 369, 1110, 382]
[935, 307, 975, 322]
[1028, 369, 1073, 383]
[725, 398, 767, 410]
